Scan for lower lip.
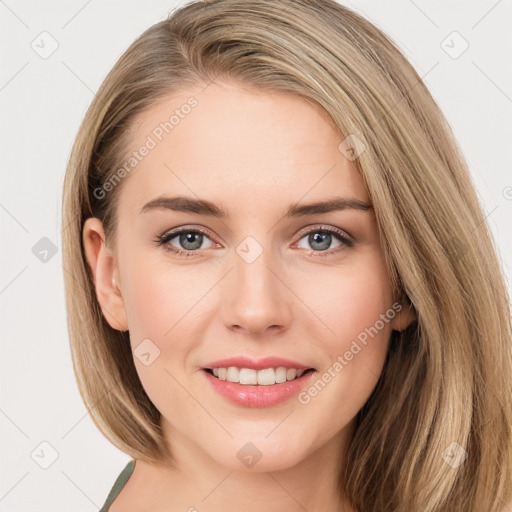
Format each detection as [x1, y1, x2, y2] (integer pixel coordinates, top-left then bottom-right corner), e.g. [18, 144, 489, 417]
[201, 369, 315, 408]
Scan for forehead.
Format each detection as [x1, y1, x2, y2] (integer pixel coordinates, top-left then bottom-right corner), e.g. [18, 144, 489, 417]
[116, 81, 369, 218]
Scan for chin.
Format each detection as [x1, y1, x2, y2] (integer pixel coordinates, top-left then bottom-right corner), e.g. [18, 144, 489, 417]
[209, 438, 308, 473]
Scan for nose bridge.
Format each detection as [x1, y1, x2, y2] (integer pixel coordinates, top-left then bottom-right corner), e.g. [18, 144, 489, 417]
[220, 232, 291, 333]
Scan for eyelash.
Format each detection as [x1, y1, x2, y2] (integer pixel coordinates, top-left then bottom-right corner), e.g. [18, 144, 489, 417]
[154, 225, 354, 258]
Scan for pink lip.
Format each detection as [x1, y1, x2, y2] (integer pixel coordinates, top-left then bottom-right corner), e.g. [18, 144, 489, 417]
[202, 356, 313, 371]
[201, 368, 316, 408]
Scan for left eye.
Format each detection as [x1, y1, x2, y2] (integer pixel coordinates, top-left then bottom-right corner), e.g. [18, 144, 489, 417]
[296, 228, 351, 254]
[156, 226, 352, 257]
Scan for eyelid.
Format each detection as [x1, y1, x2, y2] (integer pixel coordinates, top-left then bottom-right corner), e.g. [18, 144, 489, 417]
[159, 224, 353, 242]
[294, 223, 353, 242]
[156, 223, 354, 256]
[156, 225, 219, 249]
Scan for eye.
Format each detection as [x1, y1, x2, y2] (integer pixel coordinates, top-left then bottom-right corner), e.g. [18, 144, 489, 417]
[295, 225, 353, 256]
[155, 224, 353, 258]
[155, 227, 216, 257]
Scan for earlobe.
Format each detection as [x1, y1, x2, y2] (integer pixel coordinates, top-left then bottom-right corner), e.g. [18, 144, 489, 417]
[82, 217, 129, 332]
[390, 300, 417, 332]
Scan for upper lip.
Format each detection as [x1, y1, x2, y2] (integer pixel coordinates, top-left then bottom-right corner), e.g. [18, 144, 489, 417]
[202, 356, 314, 371]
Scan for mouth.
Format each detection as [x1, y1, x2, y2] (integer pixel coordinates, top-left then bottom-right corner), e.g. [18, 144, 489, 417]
[201, 366, 317, 408]
[202, 367, 316, 386]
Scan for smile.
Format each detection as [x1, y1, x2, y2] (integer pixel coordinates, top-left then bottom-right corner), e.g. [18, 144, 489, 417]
[201, 367, 316, 408]
[206, 366, 313, 385]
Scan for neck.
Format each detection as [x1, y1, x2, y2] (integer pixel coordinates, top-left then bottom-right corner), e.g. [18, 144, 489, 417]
[123, 418, 357, 512]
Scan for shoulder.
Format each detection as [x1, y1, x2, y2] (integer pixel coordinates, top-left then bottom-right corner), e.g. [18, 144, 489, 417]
[99, 460, 136, 512]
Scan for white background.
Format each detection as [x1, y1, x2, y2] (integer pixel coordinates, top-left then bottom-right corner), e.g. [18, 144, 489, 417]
[1, 1, 511, 510]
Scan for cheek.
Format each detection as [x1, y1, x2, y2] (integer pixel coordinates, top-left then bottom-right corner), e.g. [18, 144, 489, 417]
[313, 259, 392, 340]
[295, 257, 394, 426]
[118, 251, 204, 413]
[118, 249, 217, 410]
[120, 248, 208, 343]
[304, 255, 399, 453]
[304, 255, 394, 394]
[121, 270, 168, 344]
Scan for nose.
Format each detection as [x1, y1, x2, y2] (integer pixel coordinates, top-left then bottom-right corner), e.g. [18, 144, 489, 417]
[220, 244, 292, 335]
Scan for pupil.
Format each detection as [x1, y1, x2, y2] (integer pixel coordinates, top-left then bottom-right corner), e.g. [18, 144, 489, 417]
[181, 232, 202, 250]
[310, 232, 330, 251]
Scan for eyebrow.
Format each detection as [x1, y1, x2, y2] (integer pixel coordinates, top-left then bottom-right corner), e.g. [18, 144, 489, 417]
[140, 195, 372, 218]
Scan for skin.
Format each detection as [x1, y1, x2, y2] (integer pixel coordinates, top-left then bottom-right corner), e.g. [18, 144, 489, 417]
[83, 80, 415, 512]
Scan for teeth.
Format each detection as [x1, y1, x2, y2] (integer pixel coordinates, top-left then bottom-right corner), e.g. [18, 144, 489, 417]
[240, 368, 257, 385]
[209, 366, 308, 385]
[287, 368, 297, 380]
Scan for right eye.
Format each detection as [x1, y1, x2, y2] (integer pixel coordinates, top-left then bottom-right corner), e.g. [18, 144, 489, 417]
[155, 227, 217, 257]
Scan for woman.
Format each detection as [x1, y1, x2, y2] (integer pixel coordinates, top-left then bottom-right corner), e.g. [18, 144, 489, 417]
[61, 0, 512, 510]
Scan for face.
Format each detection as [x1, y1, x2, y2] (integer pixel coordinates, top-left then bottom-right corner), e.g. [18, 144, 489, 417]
[84, 80, 414, 473]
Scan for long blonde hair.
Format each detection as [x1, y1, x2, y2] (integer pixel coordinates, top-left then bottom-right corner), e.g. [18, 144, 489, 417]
[61, 1, 512, 510]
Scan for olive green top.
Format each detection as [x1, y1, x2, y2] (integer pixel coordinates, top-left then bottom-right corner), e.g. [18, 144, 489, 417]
[98, 460, 135, 512]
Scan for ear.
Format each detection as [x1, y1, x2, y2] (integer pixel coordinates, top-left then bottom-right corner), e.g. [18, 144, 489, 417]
[82, 217, 129, 332]
[390, 299, 417, 332]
